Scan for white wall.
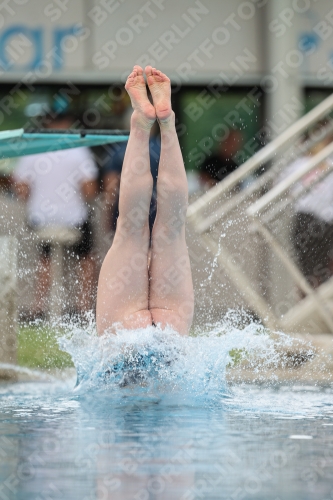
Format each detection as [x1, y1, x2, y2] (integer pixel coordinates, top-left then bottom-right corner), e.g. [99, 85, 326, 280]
[0, 0, 332, 85]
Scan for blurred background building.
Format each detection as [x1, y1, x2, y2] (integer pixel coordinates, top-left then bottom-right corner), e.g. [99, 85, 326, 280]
[0, 0, 332, 166]
[1, 0, 333, 331]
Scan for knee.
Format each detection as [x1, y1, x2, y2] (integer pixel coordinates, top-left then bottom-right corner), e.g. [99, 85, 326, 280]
[161, 195, 188, 229]
[116, 220, 150, 245]
[151, 221, 185, 252]
[158, 179, 188, 206]
[119, 196, 152, 234]
[125, 204, 150, 232]
[157, 183, 188, 226]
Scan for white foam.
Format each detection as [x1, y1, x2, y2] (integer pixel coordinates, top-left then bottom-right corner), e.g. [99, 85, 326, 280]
[53, 310, 314, 409]
[289, 435, 313, 439]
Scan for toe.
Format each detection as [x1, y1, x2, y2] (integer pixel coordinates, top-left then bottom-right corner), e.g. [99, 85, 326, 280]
[156, 69, 168, 80]
[133, 65, 143, 75]
[145, 65, 153, 76]
[125, 72, 135, 88]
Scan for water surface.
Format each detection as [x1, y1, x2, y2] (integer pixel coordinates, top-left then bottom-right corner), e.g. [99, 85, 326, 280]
[0, 319, 332, 500]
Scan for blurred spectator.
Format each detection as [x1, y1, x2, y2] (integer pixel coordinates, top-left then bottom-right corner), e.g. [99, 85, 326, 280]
[279, 135, 333, 288]
[111, 96, 132, 130]
[88, 94, 132, 193]
[12, 114, 98, 319]
[199, 128, 243, 188]
[103, 123, 160, 234]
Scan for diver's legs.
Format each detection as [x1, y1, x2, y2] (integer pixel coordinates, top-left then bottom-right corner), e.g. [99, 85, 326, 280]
[146, 66, 194, 335]
[96, 66, 155, 335]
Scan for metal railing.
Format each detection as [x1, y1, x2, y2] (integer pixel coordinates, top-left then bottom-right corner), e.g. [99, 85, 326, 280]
[247, 143, 333, 332]
[194, 117, 333, 234]
[188, 93, 333, 224]
[187, 93, 333, 332]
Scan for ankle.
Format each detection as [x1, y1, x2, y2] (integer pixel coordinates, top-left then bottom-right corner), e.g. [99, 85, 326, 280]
[131, 110, 155, 132]
[158, 111, 175, 129]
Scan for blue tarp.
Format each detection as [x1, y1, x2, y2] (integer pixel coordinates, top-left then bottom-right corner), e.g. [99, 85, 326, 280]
[0, 128, 129, 158]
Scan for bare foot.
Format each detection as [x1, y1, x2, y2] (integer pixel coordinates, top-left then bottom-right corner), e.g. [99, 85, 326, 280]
[125, 65, 156, 127]
[145, 66, 173, 122]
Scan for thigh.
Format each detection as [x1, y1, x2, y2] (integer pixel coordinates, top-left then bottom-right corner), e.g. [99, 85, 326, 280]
[149, 225, 194, 335]
[96, 228, 152, 334]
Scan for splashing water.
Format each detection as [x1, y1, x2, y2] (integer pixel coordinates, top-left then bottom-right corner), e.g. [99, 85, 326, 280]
[1, 312, 332, 500]
[54, 310, 318, 411]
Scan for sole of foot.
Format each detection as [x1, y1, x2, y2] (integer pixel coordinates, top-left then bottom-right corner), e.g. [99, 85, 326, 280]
[145, 65, 173, 123]
[125, 65, 156, 126]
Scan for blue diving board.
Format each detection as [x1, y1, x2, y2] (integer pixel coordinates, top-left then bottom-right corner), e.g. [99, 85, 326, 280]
[0, 128, 129, 158]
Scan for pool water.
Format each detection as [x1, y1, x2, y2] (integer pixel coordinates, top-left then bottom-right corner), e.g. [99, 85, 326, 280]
[0, 319, 332, 500]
